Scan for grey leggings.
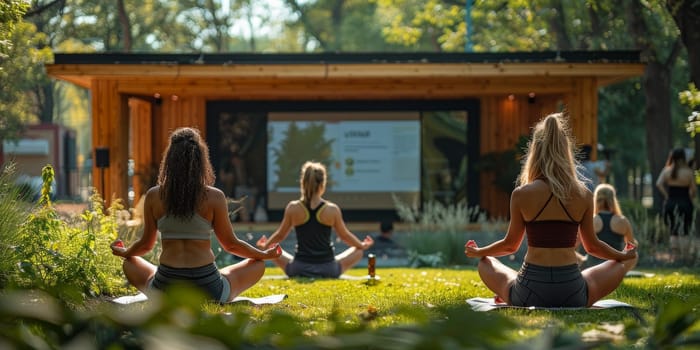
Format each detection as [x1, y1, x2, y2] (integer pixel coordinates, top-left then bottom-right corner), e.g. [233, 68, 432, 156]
[149, 263, 231, 303]
[509, 263, 588, 307]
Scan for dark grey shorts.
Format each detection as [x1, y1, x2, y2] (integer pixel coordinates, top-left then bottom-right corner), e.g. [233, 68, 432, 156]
[509, 262, 588, 307]
[149, 263, 231, 303]
[285, 259, 342, 278]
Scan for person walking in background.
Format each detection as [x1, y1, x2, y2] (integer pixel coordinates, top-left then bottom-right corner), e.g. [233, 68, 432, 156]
[587, 184, 638, 269]
[464, 113, 636, 307]
[579, 144, 610, 192]
[110, 127, 281, 303]
[257, 161, 374, 278]
[655, 147, 696, 261]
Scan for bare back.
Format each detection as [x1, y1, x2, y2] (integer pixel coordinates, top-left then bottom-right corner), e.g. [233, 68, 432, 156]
[516, 179, 591, 266]
[145, 186, 219, 268]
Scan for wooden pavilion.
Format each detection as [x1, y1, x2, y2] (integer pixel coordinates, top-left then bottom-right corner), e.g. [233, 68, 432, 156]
[46, 52, 644, 219]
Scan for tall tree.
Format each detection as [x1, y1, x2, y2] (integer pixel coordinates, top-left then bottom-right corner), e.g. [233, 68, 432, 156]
[283, 0, 395, 51]
[1, 2, 51, 145]
[627, 1, 685, 211]
[666, 0, 700, 87]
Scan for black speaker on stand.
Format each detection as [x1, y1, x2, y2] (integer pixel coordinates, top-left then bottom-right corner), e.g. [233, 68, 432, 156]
[95, 147, 109, 198]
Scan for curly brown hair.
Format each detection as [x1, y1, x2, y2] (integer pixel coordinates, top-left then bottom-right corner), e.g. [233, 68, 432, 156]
[158, 127, 215, 218]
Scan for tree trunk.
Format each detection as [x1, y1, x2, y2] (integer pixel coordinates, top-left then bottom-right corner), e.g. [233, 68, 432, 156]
[117, 0, 132, 52]
[667, 0, 700, 86]
[330, 0, 344, 51]
[548, 0, 572, 50]
[644, 61, 673, 212]
[38, 81, 54, 124]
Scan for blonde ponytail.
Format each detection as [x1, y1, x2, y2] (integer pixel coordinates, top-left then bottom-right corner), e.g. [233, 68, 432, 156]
[300, 161, 327, 204]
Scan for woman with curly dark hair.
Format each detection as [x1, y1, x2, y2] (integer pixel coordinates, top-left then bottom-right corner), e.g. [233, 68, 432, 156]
[111, 127, 281, 302]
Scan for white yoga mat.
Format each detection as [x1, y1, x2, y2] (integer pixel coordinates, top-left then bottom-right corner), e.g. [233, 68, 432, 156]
[111, 293, 287, 305]
[262, 274, 380, 281]
[466, 297, 633, 312]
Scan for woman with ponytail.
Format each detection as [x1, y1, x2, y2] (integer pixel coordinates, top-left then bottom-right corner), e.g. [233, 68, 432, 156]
[110, 127, 281, 302]
[587, 183, 638, 268]
[465, 113, 636, 307]
[257, 161, 374, 278]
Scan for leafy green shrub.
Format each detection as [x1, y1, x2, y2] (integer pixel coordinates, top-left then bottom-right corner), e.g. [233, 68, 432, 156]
[11, 165, 129, 302]
[392, 195, 509, 266]
[0, 163, 33, 287]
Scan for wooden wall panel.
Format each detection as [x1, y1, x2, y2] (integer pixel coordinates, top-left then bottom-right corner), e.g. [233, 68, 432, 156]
[129, 98, 153, 205]
[565, 78, 598, 156]
[478, 93, 568, 218]
[153, 96, 207, 163]
[91, 80, 129, 205]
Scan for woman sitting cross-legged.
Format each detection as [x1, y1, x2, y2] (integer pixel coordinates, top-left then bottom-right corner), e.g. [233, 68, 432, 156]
[464, 113, 637, 307]
[586, 183, 638, 268]
[257, 161, 374, 278]
[110, 127, 281, 303]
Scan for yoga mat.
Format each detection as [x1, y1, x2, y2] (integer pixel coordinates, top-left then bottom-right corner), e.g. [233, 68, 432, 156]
[466, 297, 633, 312]
[625, 270, 655, 278]
[262, 274, 380, 280]
[111, 293, 287, 305]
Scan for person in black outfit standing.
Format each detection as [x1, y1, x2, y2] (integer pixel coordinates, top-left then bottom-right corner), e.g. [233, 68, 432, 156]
[656, 148, 696, 260]
[257, 161, 374, 277]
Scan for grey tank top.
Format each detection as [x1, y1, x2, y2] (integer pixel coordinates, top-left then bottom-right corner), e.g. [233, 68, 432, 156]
[158, 213, 213, 240]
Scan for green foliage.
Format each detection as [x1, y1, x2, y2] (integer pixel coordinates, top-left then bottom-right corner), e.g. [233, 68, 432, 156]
[271, 121, 334, 189]
[1, 268, 699, 349]
[0, 163, 33, 287]
[476, 135, 529, 196]
[0, 14, 51, 140]
[392, 195, 507, 266]
[648, 296, 700, 349]
[9, 165, 129, 302]
[683, 83, 700, 136]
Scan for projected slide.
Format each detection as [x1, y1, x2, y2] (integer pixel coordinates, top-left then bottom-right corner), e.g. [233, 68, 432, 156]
[267, 112, 420, 209]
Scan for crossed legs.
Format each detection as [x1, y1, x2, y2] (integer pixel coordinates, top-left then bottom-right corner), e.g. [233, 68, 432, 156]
[477, 256, 634, 307]
[120, 256, 265, 302]
[264, 245, 364, 275]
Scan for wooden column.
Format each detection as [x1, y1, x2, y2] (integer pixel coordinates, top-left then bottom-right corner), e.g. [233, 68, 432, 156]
[567, 77, 599, 153]
[91, 80, 129, 205]
[128, 98, 154, 206]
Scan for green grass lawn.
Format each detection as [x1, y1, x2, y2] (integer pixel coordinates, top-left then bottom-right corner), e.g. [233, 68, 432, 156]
[2, 266, 698, 349]
[201, 266, 699, 346]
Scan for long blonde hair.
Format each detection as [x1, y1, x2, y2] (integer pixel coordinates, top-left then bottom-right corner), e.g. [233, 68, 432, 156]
[299, 161, 326, 205]
[517, 113, 586, 200]
[594, 183, 622, 215]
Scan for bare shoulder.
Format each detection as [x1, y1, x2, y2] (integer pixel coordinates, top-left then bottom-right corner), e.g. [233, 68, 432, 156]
[145, 185, 160, 197]
[611, 214, 631, 226]
[287, 200, 303, 210]
[321, 200, 340, 212]
[206, 186, 226, 201]
[512, 181, 548, 199]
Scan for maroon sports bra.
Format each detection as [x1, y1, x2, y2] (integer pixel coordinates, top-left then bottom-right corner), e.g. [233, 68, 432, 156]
[525, 193, 580, 248]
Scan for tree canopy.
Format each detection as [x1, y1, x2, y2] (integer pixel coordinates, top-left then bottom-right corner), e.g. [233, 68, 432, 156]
[3, 0, 699, 204]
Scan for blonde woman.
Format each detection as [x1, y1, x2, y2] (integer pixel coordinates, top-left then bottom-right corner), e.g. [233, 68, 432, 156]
[465, 113, 636, 307]
[588, 184, 638, 268]
[257, 161, 374, 278]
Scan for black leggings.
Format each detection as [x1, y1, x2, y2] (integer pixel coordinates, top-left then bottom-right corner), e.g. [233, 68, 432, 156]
[150, 263, 230, 303]
[509, 263, 588, 307]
